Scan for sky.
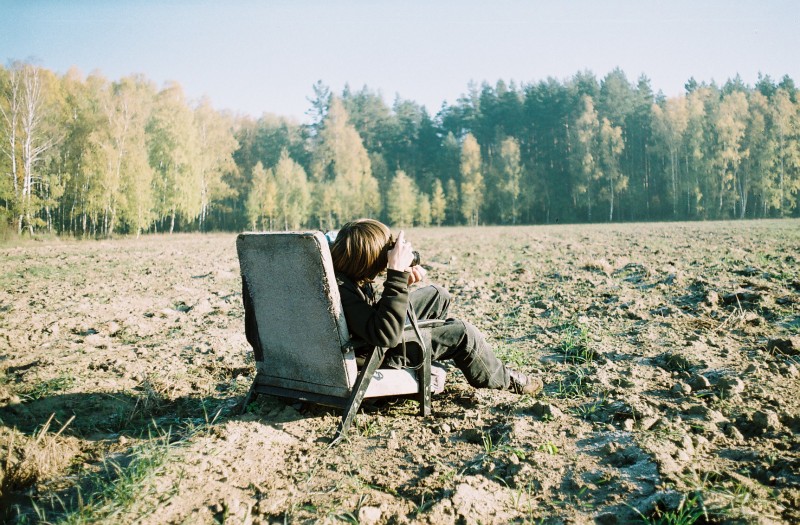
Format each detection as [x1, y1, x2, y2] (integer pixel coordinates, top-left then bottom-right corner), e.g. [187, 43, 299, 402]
[2, 0, 798, 122]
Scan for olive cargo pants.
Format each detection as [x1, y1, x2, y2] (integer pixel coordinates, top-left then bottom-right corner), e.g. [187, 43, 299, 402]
[383, 284, 513, 390]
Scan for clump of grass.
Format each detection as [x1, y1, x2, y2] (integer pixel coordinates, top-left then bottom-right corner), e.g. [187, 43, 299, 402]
[572, 398, 608, 421]
[555, 323, 595, 365]
[20, 375, 76, 401]
[552, 366, 594, 398]
[354, 416, 383, 438]
[50, 425, 173, 523]
[655, 352, 695, 373]
[2, 414, 76, 496]
[538, 441, 559, 455]
[495, 343, 535, 369]
[581, 259, 612, 275]
[632, 494, 707, 524]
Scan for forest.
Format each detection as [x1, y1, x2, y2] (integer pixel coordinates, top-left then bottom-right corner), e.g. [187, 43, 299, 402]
[1, 60, 799, 237]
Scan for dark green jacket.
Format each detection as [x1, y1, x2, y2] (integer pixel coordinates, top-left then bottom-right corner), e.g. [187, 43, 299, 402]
[336, 269, 410, 349]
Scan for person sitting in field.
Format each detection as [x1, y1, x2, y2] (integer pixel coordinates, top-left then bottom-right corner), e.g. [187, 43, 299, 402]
[329, 218, 543, 396]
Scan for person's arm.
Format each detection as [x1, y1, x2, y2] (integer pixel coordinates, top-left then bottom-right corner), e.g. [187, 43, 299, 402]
[339, 270, 409, 348]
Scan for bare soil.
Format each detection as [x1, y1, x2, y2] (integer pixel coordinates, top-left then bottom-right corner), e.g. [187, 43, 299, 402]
[1, 221, 799, 524]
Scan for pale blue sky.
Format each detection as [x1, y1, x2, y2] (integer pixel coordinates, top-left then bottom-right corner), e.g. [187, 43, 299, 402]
[2, 0, 798, 121]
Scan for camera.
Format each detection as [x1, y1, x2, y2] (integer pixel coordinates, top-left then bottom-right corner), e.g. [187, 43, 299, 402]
[386, 239, 421, 267]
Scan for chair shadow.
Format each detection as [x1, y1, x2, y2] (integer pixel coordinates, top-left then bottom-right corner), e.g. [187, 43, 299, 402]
[0, 386, 348, 523]
[0, 387, 318, 440]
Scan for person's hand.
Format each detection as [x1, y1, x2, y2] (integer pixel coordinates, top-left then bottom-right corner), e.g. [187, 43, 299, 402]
[386, 230, 415, 272]
[407, 265, 427, 285]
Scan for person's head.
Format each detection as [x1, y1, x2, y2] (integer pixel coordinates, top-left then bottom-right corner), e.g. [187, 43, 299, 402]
[330, 218, 391, 284]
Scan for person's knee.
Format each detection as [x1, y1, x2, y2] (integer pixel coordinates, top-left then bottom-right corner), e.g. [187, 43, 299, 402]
[430, 284, 451, 309]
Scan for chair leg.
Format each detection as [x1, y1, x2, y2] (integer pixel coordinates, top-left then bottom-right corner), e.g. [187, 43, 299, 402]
[331, 347, 386, 445]
[417, 342, 432, 417]
[240, 381, 258, 415]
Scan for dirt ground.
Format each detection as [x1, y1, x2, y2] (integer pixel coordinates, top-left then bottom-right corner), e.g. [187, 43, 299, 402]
[1, 220, 799, 524]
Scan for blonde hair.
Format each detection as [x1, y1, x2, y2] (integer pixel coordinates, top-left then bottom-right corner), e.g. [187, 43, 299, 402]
[330, 219, 391, 284]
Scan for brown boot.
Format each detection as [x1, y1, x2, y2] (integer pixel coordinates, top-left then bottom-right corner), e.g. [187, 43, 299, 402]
[509, 370, 543, 396]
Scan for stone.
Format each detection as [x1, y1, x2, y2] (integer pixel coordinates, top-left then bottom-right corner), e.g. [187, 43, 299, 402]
[452, 482, 497, 523]
[358, 506, 382, 525]
[85, 333, 107, 348]
[725, 425, 744, 442]
[704, 290, 719, 307]
[752, 410, 781, 432]
[679, 433, 694, 455]
[528, 401, 564, 420]
[718, 376, 745, 396]
[687, 374, 711, 391]
[637, 416, 660, 431]
[692, 435, 709, 451]
[671, 381, 691, 396]
[766, 337, 799, 356]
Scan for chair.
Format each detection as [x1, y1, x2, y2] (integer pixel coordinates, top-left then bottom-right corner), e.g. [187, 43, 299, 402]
[237, 231, 443, 442]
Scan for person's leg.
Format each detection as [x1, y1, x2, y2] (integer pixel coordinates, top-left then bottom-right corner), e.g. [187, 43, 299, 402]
[429, 319, 511, 390]
[409, 285, 450, 321]
[381, 285, 450, 369]
[402, 287, 542, 395]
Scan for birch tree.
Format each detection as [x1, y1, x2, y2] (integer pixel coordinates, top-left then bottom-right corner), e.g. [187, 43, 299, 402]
[713, 91, 749, 217]
[742, 91, 773, 217]
[459, 133, 484, 226]
[312, 96, 379, 223]
[416, 192, 432, 226]
[498, 136, 522, 224]
[430, 179, 446, 226]
[0, 63, 21, 227]
[193, 98, 237, 230]
[387, 170, 418, 227]
[0, 62, 61, 234]
[88, 75, 156, 235]
[683, 87, 711, 217]
[573, 95, 600, 220]
[652, 97, 688, 216]
[246, 161, 276, 230]
[148, 82, 196, 233]
[273, 148, 310, 230]
[771, 88, 800, 215]
[598, 118, 626, 221]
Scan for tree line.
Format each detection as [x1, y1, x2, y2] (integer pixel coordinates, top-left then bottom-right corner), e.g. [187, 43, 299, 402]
[2, 61, 799, 237]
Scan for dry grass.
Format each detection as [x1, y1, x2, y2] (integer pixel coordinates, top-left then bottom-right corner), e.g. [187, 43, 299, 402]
[1, 414, 77, 496]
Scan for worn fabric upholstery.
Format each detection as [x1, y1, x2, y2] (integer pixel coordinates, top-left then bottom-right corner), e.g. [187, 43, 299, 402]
[238, 232, 357, 398]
